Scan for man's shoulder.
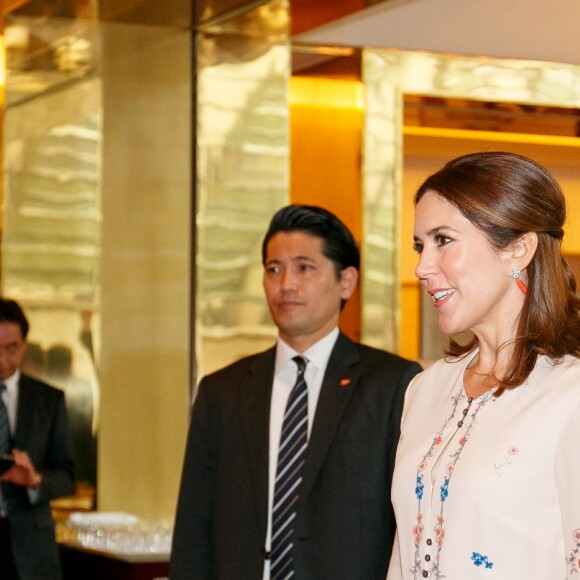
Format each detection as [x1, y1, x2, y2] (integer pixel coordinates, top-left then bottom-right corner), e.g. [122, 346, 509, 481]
[19, 373, 66, 398]
[200, 346, 276, 385]
[359, 342, 419, 368]
[338, 334, 421, 372]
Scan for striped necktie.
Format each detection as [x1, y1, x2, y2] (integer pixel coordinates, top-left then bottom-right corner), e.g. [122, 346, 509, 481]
[0, 384, 11, 456]
[270, 356, 308, 580]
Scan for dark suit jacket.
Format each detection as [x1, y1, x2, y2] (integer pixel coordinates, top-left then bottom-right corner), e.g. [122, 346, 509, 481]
[170, 333, 421, 580]
[4, 374, 75, 580]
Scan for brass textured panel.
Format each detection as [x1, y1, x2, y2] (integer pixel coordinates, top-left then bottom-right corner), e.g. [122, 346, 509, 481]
[195, 0, 290, 378]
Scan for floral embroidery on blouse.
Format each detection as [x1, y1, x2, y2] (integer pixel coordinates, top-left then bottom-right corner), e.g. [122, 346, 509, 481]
[492, 445, 519, 476]
[413, 513, 424, 546]
[471, 552, 494, 569]
[434, 516, 445, 548]
[566, 528, 580, 573]
[415, 475, 425, 500]
[410, 388, 495, 579]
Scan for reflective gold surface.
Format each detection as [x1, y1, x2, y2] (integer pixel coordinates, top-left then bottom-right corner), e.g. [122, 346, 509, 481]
[362, 50, 402, 351]
[2, 0, 193, 523]
[196, 0, 290, 378]
[3, 72, 101, 494]
[3, 0, 580, 524]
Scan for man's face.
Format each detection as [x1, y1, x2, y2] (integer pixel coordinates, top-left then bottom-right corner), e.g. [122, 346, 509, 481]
[0, 322, 27, 381]
[263, 232, 357, 351]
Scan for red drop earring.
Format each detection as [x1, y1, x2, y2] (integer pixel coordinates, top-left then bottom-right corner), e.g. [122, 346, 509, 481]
[509, 266, 527, 295]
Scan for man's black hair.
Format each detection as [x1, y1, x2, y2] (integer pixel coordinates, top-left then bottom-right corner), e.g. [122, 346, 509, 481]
[0, 298, 29, 339]
[261, 204, 360, 277]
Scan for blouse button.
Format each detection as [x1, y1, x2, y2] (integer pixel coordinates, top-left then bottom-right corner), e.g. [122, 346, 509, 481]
[425, 555, 431, 562]
[422, 571, 429, 578]
[426, 538, 433, 546]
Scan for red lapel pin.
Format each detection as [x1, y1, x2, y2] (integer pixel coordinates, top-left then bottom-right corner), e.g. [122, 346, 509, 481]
[339, 378, 351, 387]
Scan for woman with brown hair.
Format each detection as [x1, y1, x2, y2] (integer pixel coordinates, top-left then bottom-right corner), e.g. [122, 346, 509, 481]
[388, 151, 580, 579]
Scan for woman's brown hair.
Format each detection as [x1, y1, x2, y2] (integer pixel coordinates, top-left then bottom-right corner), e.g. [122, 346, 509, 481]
[415, 151, 580, 391]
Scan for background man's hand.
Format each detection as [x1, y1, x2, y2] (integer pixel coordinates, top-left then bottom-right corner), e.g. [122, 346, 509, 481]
[0, 449, 42, 487]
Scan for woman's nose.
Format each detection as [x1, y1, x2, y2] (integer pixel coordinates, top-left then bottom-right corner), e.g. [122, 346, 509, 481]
[415, 250, 435, 281]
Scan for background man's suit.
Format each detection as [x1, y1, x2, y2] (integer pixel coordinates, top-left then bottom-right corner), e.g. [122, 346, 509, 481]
[4, 374, 75, 580]
[171, 333, 422, 579]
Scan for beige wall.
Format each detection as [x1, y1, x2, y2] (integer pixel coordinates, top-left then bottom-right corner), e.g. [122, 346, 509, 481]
[98, 22, 192, 523]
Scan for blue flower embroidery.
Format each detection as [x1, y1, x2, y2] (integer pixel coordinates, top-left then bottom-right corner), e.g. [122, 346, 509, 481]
[440, 478, 450, 502]
[415, 475, 424, 500]
[472, 552, 493, 569]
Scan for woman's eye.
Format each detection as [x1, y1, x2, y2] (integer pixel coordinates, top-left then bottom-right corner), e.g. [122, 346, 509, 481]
[412, 242, 423, 254]
[435, 234, 453, 246]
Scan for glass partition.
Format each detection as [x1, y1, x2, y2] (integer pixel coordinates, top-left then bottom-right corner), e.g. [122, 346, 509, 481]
[3, 49, 101, 506]
[362, 50, 402, 351]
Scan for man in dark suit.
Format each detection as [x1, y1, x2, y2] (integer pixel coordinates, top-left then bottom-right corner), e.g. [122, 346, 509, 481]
[0, 298, 74, 580]
[170, 205, 422, 580]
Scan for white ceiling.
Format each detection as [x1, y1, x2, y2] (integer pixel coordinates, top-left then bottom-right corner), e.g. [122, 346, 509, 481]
[296, 0, 580, 66]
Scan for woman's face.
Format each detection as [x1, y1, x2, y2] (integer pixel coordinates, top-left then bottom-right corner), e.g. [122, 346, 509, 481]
[413, 190, 517, 337]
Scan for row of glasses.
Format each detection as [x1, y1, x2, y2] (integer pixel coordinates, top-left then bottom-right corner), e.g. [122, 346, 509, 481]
[60, 515, 173, 557]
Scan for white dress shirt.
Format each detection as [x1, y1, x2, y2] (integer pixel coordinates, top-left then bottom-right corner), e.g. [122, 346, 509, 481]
[263, 327, 339, 579]
[1, 370, 21, 434]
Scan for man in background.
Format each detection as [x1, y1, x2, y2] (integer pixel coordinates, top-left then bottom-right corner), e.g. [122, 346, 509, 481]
[0, 298, 74, 580]
[171, 204, 422, 579]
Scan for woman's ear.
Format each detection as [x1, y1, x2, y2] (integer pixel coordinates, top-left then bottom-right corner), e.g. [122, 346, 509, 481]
[503, 232, 538, 270]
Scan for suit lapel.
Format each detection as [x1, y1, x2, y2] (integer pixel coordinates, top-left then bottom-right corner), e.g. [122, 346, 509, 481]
[239, 348, 276, 541]
[300, 334, 360, 502]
